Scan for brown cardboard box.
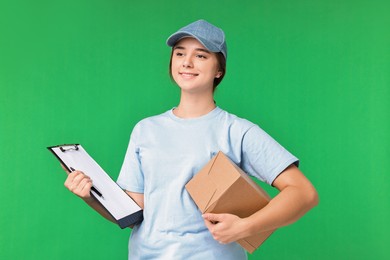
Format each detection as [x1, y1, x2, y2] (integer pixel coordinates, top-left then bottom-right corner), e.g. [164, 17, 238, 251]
[185, 151, 275, 253]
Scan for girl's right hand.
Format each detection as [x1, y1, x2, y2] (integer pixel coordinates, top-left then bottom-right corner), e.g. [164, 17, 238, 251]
[63, 168, 93, 201]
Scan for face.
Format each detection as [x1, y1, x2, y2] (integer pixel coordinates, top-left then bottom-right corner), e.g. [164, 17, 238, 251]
[170, 37, 222, 94]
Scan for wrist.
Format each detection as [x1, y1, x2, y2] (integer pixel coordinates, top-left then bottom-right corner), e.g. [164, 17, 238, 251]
[82, 195, 95, 204]
[239, 216, 256, 239]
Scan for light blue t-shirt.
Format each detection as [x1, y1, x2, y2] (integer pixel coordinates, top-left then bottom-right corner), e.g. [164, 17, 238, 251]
[117, 107, 298, 260]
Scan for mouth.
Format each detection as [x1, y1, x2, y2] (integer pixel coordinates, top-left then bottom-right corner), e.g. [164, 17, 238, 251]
[179, 72, 199, 78]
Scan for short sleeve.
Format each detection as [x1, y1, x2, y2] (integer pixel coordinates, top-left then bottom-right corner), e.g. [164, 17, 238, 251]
[241, 125, 299, 185]
[116, 125, 145, 193]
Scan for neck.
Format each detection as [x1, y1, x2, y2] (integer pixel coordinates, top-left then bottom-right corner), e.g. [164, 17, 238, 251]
[173, 92, 216, 118]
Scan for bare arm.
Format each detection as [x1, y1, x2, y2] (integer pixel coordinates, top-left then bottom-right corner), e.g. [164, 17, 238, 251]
[246, 164, 318, 231]
[125, 190, 145, 209]
[63, 166, 144, 225]
[203, 164, 319, 243]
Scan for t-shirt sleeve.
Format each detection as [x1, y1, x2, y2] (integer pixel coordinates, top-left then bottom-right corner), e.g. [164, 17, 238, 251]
[241, 125, 299, 185]
[116, 125, 145, 193]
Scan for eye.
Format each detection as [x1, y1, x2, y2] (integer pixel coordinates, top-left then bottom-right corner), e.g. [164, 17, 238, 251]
[174, 51, 184, 57]
[196, 54, 207, 59]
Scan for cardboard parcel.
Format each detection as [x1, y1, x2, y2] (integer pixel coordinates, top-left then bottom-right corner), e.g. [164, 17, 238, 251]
[185, 151, 275, 253]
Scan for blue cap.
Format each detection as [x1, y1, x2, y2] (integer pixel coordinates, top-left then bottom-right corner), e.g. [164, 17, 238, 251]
[166, 19, 227, 59]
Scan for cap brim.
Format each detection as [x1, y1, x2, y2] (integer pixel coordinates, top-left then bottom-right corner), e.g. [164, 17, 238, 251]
[166, 32, 219, 53]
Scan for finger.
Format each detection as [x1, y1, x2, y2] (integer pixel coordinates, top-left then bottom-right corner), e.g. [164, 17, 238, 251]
[74, 178, 93, 197]
[72, 171, 89, 184]
[203, 218, 214, 230]
[71, 177, 92, 196]
[203, 220, 221, 242]
[64, 171, 80, 188]
[72, 175, 92, 193]
[203, 213, 222, 224]
[64, 171, 78, 188]
[64, 171, 89, 190]
[77, 177, 91, 191]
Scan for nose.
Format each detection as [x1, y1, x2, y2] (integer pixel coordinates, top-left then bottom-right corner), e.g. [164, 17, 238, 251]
[182, 56, 193, 68]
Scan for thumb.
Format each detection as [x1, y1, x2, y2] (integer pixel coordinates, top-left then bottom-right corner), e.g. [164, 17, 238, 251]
[202, 213, 223, 223]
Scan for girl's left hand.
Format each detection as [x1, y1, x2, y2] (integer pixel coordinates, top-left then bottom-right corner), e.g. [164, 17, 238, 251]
[202, 213, 249, 244]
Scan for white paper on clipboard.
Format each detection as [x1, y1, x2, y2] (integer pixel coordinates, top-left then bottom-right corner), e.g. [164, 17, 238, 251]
[48, 144, 143, 228]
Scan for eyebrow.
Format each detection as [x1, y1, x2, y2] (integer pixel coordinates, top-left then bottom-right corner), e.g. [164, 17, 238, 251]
[173, 45, 211, 54]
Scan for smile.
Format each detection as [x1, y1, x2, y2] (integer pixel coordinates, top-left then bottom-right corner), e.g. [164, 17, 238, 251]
[179, 72, 199, 78]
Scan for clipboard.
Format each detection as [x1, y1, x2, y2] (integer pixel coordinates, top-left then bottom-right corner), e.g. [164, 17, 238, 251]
[47, 144, 143, 228]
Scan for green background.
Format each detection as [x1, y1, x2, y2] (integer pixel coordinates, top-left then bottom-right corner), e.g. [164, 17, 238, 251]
[1, 0, 389, 259]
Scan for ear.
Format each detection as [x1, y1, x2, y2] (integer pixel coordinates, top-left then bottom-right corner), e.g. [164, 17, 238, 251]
[215, 71, 223, 78]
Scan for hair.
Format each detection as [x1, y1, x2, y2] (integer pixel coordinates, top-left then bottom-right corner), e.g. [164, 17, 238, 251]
[169, 49, 226, 92]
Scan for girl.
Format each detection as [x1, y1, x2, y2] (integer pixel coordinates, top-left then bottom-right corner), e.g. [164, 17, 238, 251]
[64, 19, 318, 259]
